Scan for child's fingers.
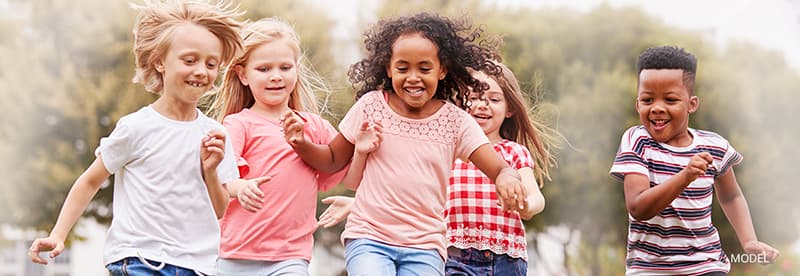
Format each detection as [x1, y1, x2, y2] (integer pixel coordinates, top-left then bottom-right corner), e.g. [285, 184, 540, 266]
[28, 241, 48, 264]
[321, 197, 335, 204]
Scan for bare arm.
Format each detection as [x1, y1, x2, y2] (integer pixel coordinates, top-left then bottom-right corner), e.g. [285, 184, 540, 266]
[624, 152, 712, 220]
[340, 121, 382, 190]
[516, 167, 545, 220]
[716, 168, 780, 263]
[469, 144, 525, 211]
[281, 111, 354, 173]
[201, 130, 230, 218]
[29, 157, 110, 264]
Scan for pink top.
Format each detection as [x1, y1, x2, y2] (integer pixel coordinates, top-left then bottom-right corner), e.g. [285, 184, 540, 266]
[445, 139, 533, 260]
[339, 91, 489, 259]
[219, 108, 345, 261]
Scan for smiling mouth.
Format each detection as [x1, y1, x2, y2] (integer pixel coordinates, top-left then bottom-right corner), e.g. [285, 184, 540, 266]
[404, 87, 425, 96]
[187, 81, 206, 87]
[651, 119, 669, 129]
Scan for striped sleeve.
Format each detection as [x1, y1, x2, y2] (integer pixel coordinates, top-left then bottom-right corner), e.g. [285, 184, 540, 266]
[610, 126, 649, 182]
[717, 140, 742, 177]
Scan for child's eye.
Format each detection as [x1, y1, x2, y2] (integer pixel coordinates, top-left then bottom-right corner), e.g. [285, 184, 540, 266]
[490, 98, 501, 102]
[184, 58, 196, 64]
[256, 67, 267, 72]
[280, 65, 293, 71]
[395, 67, 408, 72]
[639, 98, 653, 104]
[420, 68, 432, 72]
[206, 63, 217, 69]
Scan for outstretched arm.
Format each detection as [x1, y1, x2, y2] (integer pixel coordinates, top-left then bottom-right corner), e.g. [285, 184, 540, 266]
[29, 157, 110, 264]
[281, 111, 354, 174]
[716, 168, 780, 263]
[624, 152, 712, 221]
[516, 167, 545, 220]
[469, 144, 526, 211]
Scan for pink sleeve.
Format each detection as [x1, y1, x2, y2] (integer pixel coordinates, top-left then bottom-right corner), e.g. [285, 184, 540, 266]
[223, 115, 250, 177]
[338, 94, 369, 144]
[455, 109, 490, 161]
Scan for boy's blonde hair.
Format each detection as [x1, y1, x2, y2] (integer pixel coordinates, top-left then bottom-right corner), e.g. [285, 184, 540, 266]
[209, 17, 329, 121]
[131, 0, 243, 94]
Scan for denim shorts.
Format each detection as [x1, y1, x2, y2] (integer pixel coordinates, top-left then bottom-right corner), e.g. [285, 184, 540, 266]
[106, 257, 206, 276]
[345, 238, 445, 276]
[445, 247, 527, 276]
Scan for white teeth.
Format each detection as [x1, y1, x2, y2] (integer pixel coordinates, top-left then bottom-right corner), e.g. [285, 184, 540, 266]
[405, 88, 424, 94]
[188, 82, 204, 87]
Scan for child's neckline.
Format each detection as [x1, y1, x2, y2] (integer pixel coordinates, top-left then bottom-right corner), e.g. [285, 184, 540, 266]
[379, 91, 448, 121]
[147, 105, 200, 124]
[655, 128, 698, 152]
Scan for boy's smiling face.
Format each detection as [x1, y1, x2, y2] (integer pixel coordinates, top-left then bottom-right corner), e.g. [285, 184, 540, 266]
[636, 69, 699, 147]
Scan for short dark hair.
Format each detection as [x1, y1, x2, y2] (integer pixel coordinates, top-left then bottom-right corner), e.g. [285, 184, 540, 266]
[637, 45, 697, 94]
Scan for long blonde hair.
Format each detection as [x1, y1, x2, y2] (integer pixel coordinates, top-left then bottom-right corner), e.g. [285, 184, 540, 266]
[131, 0, 243, 94]
[207, 17, 329, 121]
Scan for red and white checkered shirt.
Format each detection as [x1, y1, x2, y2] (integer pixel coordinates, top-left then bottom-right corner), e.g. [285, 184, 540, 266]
[445, 139, 533, 260]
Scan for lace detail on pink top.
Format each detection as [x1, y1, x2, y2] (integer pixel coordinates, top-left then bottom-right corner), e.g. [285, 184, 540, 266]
[360, 92, 465, 144]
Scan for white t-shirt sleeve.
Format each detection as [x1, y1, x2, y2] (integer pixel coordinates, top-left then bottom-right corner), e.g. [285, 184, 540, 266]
[95, 118, 136, 174]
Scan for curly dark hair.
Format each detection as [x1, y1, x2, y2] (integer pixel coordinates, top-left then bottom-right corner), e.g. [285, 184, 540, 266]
[637, 45, 697, 94]
[348, 12, 501, 108]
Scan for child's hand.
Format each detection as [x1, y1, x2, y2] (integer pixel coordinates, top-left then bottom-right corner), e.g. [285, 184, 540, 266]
[744, 240, 780, 264]
[281, 110, 306, 147]
[201, 129, 226, 173]
[28, 237, 64, 264]
[234, 176, 271, 212]
[681, 152, 713, 183]
[317, 196, 354, 228]
[355, 121, 382, 154]
[495, 168, 527, 211]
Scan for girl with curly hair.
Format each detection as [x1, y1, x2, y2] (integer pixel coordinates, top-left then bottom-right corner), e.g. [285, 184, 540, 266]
[281, 12, 528, 275]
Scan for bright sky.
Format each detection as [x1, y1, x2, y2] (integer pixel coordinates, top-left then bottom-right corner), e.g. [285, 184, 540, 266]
[313, 0, 800, 71]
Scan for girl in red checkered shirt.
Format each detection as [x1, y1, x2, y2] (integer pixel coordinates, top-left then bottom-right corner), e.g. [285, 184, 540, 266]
[444, 61, 559, 275]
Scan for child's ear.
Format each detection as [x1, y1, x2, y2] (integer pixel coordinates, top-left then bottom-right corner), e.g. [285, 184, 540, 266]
[234, 65, 248, 86]
[386, 65, 393, 79]
[154, 61, 165, 73]
[505, 111, 513, 118]
[688, 95, 699, 114]
[438, 66, 447, 80]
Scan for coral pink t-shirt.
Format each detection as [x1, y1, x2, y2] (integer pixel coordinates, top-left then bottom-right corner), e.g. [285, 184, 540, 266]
[339, 91, 489, 259]
[219, 108, 345, 261]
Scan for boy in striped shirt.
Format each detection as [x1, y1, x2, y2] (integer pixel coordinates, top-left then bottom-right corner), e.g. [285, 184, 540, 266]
[609, 45, 779, 275]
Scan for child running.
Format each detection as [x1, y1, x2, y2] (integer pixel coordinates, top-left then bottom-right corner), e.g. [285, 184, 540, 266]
[281, 12, 527, 276]
[610, 45, 779, 275]
[28, 0, 243, 275]
[206, 17, 346, 276]
[445, 62, 557, 275]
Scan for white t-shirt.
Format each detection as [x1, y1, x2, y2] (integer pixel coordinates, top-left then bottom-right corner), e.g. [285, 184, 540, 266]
[96, 106, 238, 274]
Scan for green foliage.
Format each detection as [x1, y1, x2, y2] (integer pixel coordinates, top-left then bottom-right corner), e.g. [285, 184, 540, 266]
[2, 0, 798, 274]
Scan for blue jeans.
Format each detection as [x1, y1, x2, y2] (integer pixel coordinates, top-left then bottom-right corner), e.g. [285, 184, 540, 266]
[345, 238, 445, 276]
[445, 247, 527, 276]
[107, 257, 206, 276]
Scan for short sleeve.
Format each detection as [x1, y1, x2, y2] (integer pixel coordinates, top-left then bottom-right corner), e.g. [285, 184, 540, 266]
[716, 142, 743, 177]
[95, 118, 135, 174]
[455, 110, 490, 161]
[223, 115, 250, 177]
[508, 142, 534, 170]
[339, 94, 369, 144]
[609, 126, 650, 182]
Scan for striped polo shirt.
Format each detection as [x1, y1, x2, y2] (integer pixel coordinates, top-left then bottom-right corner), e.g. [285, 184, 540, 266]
[610, 126, 742, 275]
